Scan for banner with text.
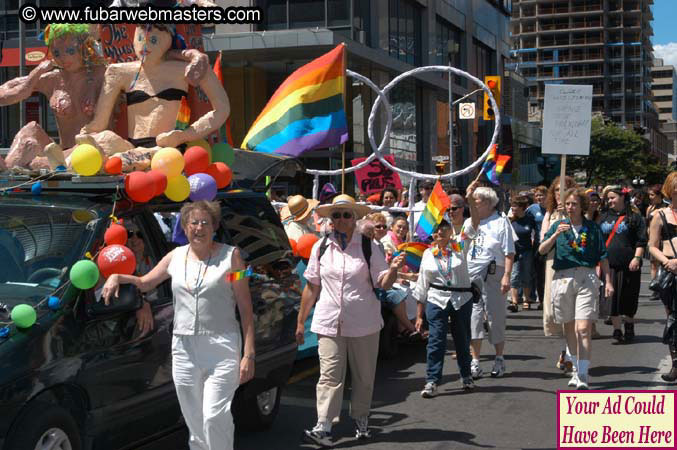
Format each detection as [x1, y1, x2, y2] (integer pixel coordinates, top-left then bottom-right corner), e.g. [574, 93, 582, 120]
[542, 84, 593, 156]
[351, 155, 403, 195]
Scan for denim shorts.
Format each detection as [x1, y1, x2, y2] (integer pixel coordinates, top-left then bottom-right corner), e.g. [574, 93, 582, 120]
[379, 287, 408, 310]
[510, 249, 534, 289]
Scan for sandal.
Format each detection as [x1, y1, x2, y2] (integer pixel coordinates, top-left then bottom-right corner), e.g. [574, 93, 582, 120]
[507, 303, 519, 313]
[522, 301, 530, 310]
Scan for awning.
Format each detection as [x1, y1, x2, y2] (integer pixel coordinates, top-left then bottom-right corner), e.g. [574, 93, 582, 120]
[0, 47, 48, 67]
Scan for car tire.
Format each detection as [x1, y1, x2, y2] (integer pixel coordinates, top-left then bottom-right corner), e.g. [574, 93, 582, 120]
[6, 401, 81, 450]
[234, 384, 282, 432]
[379, 311, 399, 360]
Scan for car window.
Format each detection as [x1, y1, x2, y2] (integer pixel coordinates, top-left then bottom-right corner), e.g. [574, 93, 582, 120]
[0, 204, 97, 306]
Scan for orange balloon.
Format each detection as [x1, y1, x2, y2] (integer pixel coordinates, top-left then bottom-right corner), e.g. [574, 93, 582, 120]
[97, 245, 136, 279]
[297, 234, 319, 260]
[104, 157, 122, 175]
[205, 162, 232, 189]
[147, 169, 168, 197]
[184, 146, 210, 176]
[104, 222, 127, 246]
[124, 171, 155, 203]
[289, 238, 298, 257]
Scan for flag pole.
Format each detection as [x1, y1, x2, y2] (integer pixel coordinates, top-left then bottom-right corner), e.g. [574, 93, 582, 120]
[341, 44, 347, 194]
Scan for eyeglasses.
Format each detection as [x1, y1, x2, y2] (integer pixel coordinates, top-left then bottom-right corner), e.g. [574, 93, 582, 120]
[331, 211, 354, 220]
[374, 224, 387, 229]
[189, 219, 211, 227]
[450, 206, 462, 211]
[127, 231, 143, 239]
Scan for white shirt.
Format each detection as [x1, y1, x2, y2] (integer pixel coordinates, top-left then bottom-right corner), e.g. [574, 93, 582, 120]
[413, 223, 476, 310]
[413, 200, 427, 230]
[284, 219, 316, 241]
[466, 212, 516, 278]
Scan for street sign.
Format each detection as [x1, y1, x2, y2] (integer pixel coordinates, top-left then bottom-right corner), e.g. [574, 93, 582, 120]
[431, 156, 449, 162]
[459, 103, 475, 120]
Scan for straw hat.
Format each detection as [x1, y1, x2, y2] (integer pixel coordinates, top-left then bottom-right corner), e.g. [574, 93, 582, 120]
[281, 195, 319, 222]
[315, 194, 372, 219]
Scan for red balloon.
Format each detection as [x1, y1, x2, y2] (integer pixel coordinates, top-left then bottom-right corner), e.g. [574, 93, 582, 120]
[104, 157, 122, 175]
[104, 222, 128, 246]
[147, 169, 168, 197]
[297, 234, 319, 260]
[289, 238, 298, 257]
[97, 245, 136, 278]
[184, 146, 210, 176]
[205, 162, 232, 189]
[124, 171, 155, 203]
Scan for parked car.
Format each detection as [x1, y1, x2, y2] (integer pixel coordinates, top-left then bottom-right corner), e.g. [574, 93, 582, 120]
[0, 173, 299, 450]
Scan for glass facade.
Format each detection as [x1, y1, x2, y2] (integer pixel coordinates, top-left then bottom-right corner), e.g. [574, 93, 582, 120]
[258, 0, 353, 37]
[435, 18, 464, 86]
[388, 0, 421, 66]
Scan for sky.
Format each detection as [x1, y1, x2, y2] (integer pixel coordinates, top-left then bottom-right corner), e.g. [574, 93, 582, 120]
[652, 0, 677, 68]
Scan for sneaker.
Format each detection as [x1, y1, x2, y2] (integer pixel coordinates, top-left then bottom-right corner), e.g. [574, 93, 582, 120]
[568, 372, 579, 388]
[490, 357, 506, 378]
[576, 374, 589, 390]
[470, 360, 483, 379]
[354, 416, 371, 440]
[303, 425, 332, 448]
[462, 377, 475, 391]
[421, 381, 438, 398]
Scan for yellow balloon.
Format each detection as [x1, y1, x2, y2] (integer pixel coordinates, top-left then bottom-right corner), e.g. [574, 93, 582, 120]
[164, 175, 190, 202]
[185, 139, 212, 162]
[151, 147, 185, 178]
[71, 144, 102, 176]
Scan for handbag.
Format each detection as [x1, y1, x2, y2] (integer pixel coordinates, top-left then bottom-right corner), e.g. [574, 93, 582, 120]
[649, 212, 677, 296]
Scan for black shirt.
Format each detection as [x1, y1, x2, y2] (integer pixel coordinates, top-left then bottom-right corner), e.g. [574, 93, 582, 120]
[511, 214, 536, 258]
[598, 209, 647, 269]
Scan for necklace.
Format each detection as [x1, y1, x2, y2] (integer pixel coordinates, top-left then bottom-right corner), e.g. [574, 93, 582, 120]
[184, 246, 212, 298]
[567, 223, 588, 253]
[433, 245, 455, 287]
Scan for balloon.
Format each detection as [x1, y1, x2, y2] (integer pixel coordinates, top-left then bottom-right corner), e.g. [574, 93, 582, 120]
[188, 173, 217, 202]
[289, 238, 298, 257]
[48, 296, 61, 311]
[297, 234, 319, 259]
[165, 175, 190, 202]
[11, 304, 36, 328]
[104, 156, 122, 175]
[147, 169, 168, 197]
[184, 146, 210, 176]
[70, 259, 99, 290]
[71, 144, 102, 176]
[72, 210, 96, 224]
[212, 142, 234, 166]
[185, 138, 212, 156]
[125, 171, 155, 203]
[104, 222, 127, 246]
[97, 244, 136, 279]
[31, 182, 42, 195]
[205, 162, 232, 189]
[0, 327, 9, 338]
[151, 147, 184, 178]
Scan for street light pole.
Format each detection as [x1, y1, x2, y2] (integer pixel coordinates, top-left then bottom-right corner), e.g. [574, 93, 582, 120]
[447, 41, 459, 182]
[18, 0, 25, 127]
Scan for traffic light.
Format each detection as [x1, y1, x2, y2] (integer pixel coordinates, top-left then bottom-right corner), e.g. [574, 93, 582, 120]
[483, 75, 501, 121]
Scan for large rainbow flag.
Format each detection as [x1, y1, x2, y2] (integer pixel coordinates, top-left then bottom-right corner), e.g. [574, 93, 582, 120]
[482, 144, 511, 185]
[415, 181, 451, 241]
[396, 242, 429, 272]
[241, 44, 349, 156]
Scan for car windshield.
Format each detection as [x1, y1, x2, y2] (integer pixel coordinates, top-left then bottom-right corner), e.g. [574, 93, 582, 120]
[0, 204, 97, 306]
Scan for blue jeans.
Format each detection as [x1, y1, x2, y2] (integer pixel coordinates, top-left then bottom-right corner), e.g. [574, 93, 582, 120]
[425, 299, 473, 384]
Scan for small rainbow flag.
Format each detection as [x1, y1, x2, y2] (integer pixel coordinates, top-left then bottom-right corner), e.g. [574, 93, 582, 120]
[241, 44, 349, 156]
[226, 267, 253, 282]
[415, 181, 451, 241]
[481, 144, 511, 185]
[396, 242, 429, 272]
[175, 96, 191, 131]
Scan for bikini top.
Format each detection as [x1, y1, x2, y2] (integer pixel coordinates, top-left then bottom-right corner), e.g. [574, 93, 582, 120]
[126, 88, 188, 106]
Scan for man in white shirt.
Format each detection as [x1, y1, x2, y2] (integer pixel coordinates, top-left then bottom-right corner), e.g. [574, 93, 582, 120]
[281, 195, 319, 241]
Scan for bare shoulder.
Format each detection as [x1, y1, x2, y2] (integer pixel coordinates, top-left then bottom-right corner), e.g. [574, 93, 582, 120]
[105, 62, 137, 81]
[162, 59, 189, 71]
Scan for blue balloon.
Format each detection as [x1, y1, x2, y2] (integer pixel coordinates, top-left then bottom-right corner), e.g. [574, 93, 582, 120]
[0, 327, 9, 338]
[56, 165, 67, 172]
[48, 296, 61, 310]
[31, 182, 42, 195]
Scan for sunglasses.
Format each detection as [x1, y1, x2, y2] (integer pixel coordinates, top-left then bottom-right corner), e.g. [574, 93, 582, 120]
[331, 211, 354, 220]
[450, 206, 462, 211]
[374, 224, 387, 229]
[127, 231, 143, 239]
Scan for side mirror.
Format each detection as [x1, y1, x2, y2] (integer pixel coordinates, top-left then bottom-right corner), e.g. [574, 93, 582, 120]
[86, 284, 142, 317]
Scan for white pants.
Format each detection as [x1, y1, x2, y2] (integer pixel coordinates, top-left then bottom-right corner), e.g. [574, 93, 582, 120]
[172, 333, 241, 450]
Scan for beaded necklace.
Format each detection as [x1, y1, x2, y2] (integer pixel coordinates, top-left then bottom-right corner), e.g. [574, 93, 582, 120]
[567, 222, 588, 254]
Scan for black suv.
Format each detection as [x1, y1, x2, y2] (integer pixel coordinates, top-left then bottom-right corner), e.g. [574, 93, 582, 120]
[0, 167, 299, 449]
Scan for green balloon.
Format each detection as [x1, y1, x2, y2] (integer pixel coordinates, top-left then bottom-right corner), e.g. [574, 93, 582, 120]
[11, 304, 36, 328]
[70, 259, 100, 290]
[212, 142, 234, 167]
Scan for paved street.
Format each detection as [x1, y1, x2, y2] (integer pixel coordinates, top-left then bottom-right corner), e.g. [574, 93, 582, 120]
[142, 265, 676, 450]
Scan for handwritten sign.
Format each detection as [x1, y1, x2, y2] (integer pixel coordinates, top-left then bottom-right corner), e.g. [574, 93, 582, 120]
[351, 155, 403, 195]
[542, 84, 592, 155]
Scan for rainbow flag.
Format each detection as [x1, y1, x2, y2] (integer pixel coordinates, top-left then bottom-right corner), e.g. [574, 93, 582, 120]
[175, 96, 191, 131]
[396, 242, 429, 272]
[482, 144, 511, 185]
[416, 181, 451, 241]
[226, 267, 253, 282]
[213, 52, 234, 146]
[241, 44, 349, 156]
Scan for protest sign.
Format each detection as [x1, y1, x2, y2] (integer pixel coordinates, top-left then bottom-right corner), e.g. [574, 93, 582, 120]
[542, 84, 593, 156]
[351, 155, 403, 195]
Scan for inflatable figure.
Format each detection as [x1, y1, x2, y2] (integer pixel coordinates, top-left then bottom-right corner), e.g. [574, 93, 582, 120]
[0, 23, 210, 171]
[78, 24, 229, 172]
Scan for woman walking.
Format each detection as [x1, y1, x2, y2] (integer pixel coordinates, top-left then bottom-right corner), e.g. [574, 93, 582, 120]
[508, 194, 536, 312]
[539, 188, 614, 389]
[102, 201, 255, 450]
[599, 187, 647, 343]
[415, 183, 480, 396]
[296, 195, 404, 446]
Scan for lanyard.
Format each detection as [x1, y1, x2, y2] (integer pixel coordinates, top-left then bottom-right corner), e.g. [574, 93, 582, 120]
[184, 248, 212, 297]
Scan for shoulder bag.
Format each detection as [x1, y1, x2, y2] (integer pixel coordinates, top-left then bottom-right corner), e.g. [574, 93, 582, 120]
[649, 211, 676, 295]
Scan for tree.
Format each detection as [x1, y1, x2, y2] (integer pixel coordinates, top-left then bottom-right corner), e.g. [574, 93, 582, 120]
[567, 117, 670, 186]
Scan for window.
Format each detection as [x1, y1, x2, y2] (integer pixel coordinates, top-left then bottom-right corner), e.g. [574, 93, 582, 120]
[473, 39, 496, 81]
[260, 0, 288, 30]
[290, 0, 324, 28]
[435, 19, 463, 85]
[389, 0, 421, 65]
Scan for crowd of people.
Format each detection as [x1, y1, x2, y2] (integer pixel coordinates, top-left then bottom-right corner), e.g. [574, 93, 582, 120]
[274, 173, 677, 447]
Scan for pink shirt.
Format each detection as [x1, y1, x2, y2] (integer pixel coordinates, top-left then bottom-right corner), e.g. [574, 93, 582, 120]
[304, 232, 390, 337]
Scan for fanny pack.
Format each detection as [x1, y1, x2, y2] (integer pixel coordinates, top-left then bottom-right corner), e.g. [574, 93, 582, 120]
[430, 282, 482, 303]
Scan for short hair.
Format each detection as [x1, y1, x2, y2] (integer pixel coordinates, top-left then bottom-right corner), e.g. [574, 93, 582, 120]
[180, 201, 221, 231]
[534, 185, 548, 195]
[511, 195, 530, 208]
[391, 216, 408, 228]
[449, 193, 465, 206]
[366, 212, 387, 224]
[562, 187, 589, 212]
[473, 187, 499, 208]
[379, 187, 399, 205]
[662, 172, 677, 198]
